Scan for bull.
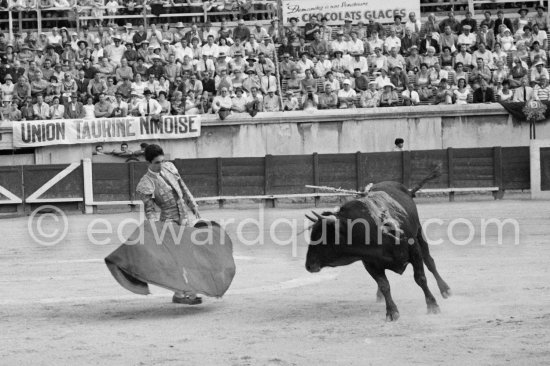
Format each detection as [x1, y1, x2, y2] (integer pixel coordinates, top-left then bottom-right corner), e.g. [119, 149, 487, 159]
[305, 171, 451, 321]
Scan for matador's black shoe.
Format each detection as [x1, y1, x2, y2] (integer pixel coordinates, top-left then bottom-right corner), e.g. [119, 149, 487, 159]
[172, 294, 203, 305]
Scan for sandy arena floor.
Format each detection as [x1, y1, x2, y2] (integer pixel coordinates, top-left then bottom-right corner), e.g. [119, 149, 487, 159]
[0, 199, 549, 366]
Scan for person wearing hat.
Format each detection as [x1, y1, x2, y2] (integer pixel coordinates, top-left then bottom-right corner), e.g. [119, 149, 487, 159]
[120, 23, 134, 45]
[268, 17, 281, 43]
[259, 35, 276, 58]
[138, 88, 162, 119]
[241, 67, 259, 93]
[230, 87, 248, 113]
[348, 51, 368, 75]
[91, 39, 105, 66]
[531, 59, 549, 84]
[0, 74, 14, 103]
[146, 56, 164, 80]
[281, 89, 299, 111]
[330, 31, 348, 58]
[337, 79, 356, 109]
[343, 16, 354, 36]
[533, 5, 548, 31]
[229, 51, 246, 74]
[262, 86, 280, 112]
[379, 82, 399, 107]
[457, 24, 476, 49]
[106, 36, 126, 66]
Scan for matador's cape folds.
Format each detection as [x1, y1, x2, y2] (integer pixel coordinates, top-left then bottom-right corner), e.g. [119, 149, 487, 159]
[105, 220, 236, 298]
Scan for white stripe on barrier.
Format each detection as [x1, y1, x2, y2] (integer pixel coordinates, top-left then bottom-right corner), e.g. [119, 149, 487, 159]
[0, 185, 23, 205]
[26, 162, 82, 203]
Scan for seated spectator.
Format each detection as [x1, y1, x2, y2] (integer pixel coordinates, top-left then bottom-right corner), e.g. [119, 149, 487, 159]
[230, 87, 248, 114]
[454, 78, 471, 105]
[213, 87, 233, 119]
[498, 80, 513, 102]
[374, 69, 391, 90]
[261, 69, 278, 95]
[300, 69, 317, 94]
[94, 93, 113, 118]
[422, 46, 439, 68]
[390, 65, 408, 91]
[49, 96, 64, 119]
[473, 80, 495, 103]
[309, 31, 329, 57]
[473, 43, 493, 68]
[263, 89, 281, 112]
[471, 58, 493, 84]
[360, 81, 381, 108]
[384, 28, 401, 54]
[530, 41, 547, 65]
[532, 23, 548, 50]
[477, 23, 495, 51]
[455, 44, 474, 69]
[429, 62, 448, 87]
[419, 34, 440, 55]
[513, 76, 535, 102]
[318, 84, 338, 110]
[314, 52, 332, 79]
[279, 53, 296, 79]
[337, 79, 357, 109]
[353, 68, 369, 92]
[282, 90, 300, 111]
[83, 96, 96, 119]
[387, 47, 406, 71]
[531, 60, 549, 84]
[301, 85, 319, 111]
[246, 86, 263, 116]
[440, 46, 455, 71]
[406, 46, 421, 74]
[33, 93, 50, 119]
[379, 83, 399, 107]
[401, 28, 419, 57]
[534, 77, 550, 101]
[434, 79, 453, 105]
[112, 92, 129, 117]
[368, 47, 387, 73]
[457, 25, 476, 50]
[402, 83, 420, 106]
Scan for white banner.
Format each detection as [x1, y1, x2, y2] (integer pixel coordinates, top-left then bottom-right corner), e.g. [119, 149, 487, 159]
[282, 0, 420, 25]
[12, 115, 201, 148]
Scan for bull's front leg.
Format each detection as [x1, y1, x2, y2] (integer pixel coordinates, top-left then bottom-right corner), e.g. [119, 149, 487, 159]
[363, 261, 399, 321]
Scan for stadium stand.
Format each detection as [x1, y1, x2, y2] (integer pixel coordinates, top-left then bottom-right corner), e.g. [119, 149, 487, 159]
[0, 0, 549, 121]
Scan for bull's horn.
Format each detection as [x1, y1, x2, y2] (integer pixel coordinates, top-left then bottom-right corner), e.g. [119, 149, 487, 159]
[305, 214, 316, 222]
[312, 211, 324, 220]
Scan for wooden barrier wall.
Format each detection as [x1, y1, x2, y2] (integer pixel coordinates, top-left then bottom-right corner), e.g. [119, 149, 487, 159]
[0, 147, 533, 213]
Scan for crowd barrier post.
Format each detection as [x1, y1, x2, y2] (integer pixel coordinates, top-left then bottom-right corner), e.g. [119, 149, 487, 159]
[82, 158, 94, 214]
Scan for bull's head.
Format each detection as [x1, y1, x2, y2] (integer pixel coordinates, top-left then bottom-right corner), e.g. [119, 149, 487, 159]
[305, 211, 345, 273]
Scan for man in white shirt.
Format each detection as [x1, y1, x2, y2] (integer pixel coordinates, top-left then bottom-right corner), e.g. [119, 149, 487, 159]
[175, 39, 194, 62]
[457, 25, 476, 49]
[533, 23, 548, 50]
[337, 79, 357, 108]
[384, 29, 401, 54]
[105, 36, 126, 67]
[138, 89, 162, 119]
[531, 60, 550, 84]
[347, 32, 364, 55]
[331, 32, 349, 56]
[472, 43, 493, 68]
[512, 77, 536, 102]
[201, 35, 219, 58]
[347, 52, 369, 74]
[405, 12, 422, 34]
[402, 83, 420, 105]
[212, 87, 233, 113]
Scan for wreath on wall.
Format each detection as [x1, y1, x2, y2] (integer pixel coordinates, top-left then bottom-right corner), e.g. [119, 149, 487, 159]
[523, 101, 548, 122]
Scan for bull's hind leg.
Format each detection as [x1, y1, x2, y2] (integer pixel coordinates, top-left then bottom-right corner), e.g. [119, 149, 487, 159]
[417, 228, 451, 298]
[363, 261, 399, 321]
[376, 287, 384, 303]
[409, 241, 440, 314]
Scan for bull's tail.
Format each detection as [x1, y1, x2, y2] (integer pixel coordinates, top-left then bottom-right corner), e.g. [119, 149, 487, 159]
[409, 164, 442, 197]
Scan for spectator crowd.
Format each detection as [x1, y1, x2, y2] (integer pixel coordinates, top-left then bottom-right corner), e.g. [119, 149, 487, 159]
[0, 3, 549, 122]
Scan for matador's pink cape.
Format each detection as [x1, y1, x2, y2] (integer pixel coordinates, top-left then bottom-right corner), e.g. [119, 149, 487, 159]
[105, 220, 235, 298]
